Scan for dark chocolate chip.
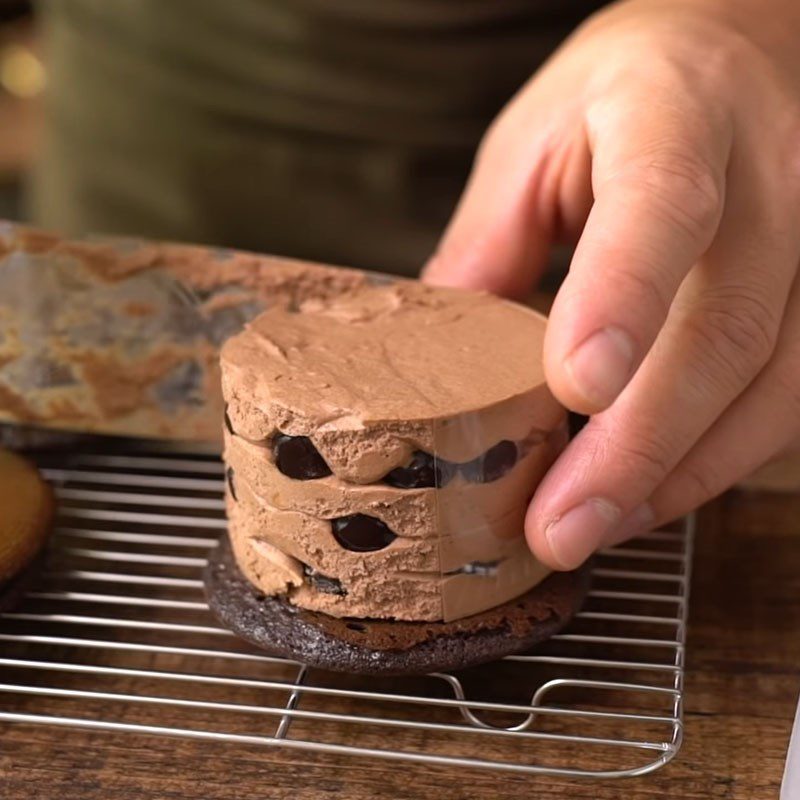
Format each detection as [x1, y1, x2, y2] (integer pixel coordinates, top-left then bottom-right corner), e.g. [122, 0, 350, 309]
[224, 404, 235, 435]
[303, 565, 347, 596]
[273, 433, 332, 480]
[461, 440, 518, 483]
[332, 514, 397, 552]
[481, 440, 519, 482]
[568, 412, 590, 438]
[226, 467, 238, 501]
[384, 450, 455, 489]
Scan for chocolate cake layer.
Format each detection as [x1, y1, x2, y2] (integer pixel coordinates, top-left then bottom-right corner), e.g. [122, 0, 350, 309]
[205, 536, 591, 676]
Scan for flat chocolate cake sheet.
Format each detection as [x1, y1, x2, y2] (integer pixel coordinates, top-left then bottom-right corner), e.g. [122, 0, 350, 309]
[0, 222, 371, 442]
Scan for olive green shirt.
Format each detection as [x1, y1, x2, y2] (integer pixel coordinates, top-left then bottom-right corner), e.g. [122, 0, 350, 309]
[31, 0, 606, 275]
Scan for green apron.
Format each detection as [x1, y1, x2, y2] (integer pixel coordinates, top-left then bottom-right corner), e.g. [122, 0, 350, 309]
[30, 0, 606, 275]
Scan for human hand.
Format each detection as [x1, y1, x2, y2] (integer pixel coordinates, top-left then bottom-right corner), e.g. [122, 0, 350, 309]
[423, 0, 800, 569]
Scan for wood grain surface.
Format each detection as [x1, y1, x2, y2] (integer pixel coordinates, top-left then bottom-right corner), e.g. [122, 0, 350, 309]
[0, 482, 796, 800]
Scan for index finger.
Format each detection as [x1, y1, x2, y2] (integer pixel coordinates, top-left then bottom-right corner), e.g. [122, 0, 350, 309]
[544, 92, 732, 414]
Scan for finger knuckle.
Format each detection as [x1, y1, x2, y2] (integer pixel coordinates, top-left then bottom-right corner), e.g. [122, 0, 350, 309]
[613, 16, 754, 91]
[597, 259, 673, 321]
[617, 429, 675, 485]
[692, 27, 759, 87]
[630, 155, 724, 245]
[691, 290, 780, 382]
[677, 458, 723, 507]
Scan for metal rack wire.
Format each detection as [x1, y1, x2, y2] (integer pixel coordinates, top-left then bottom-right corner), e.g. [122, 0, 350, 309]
[0, 441, 693, 779]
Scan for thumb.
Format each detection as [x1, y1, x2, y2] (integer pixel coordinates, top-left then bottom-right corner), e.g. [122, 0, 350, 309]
[422, 100, 591, 299]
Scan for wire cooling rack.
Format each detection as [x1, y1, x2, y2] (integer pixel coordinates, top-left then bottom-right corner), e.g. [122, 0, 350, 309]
[0, 440, 693, 779]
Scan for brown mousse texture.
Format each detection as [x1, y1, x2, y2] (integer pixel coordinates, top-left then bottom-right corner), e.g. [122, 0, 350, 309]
[221, 281, 567, 622]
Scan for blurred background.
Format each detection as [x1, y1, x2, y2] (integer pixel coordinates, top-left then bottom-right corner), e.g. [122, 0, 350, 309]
[0, 1, 42, 220]
[0, 1, 595, 281]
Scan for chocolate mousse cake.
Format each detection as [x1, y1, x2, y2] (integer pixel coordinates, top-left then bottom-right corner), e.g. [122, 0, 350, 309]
[206, 280, 591, 673]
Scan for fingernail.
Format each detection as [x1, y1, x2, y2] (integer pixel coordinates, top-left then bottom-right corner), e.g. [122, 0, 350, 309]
[605, 502, 656, 547]
[545, 498, 622, 569]
[565, 327, 635, 407]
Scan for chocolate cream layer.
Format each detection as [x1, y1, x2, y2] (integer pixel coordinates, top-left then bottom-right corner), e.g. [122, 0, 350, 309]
[224, 427, 564, 544]
[220, 281, 566, 621]
[222, 282, 564, 480]
[228, 483, 551, 622]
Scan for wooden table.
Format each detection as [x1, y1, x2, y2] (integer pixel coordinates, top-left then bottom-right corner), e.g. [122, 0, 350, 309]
[0, 255, 796, 797]
[0, 470, 798, 799]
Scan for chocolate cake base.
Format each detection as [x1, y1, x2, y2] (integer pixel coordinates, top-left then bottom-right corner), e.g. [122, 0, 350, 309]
[204, 537, 592, 676]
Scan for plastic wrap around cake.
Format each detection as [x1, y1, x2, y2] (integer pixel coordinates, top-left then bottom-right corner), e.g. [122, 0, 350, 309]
[0, 223, 369, 442]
